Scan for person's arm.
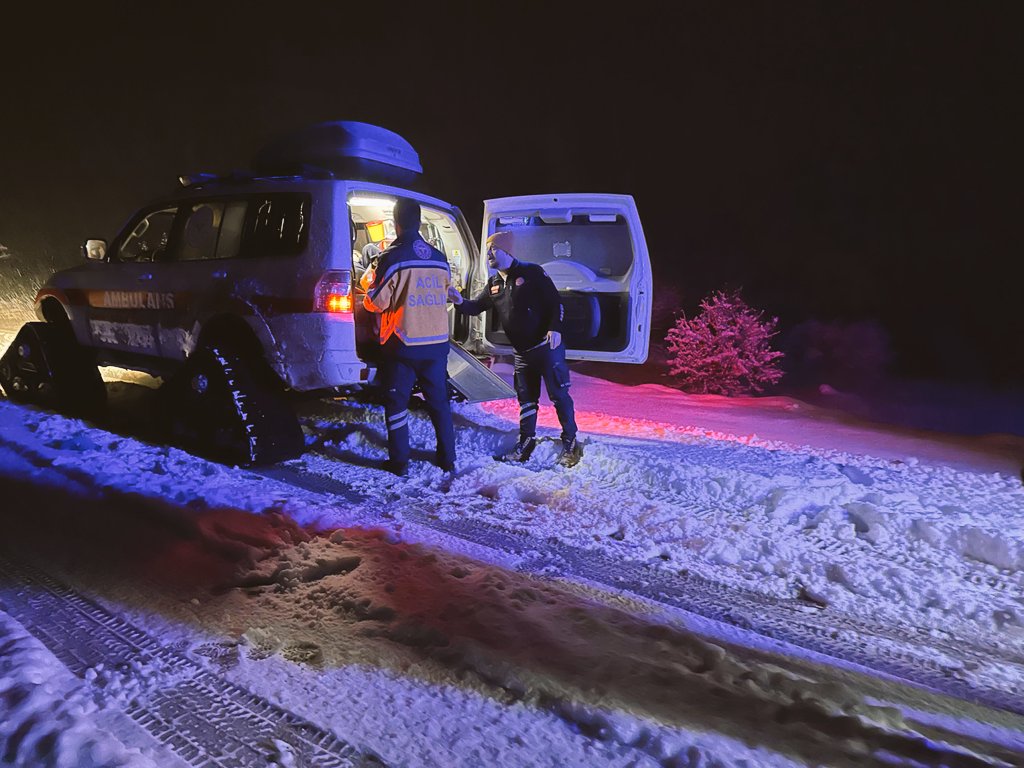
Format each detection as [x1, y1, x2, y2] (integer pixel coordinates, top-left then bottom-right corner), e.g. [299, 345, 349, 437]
[538, 269, 565, 335]
[363, 255, 396, 313]
[449, 284, 494, 316]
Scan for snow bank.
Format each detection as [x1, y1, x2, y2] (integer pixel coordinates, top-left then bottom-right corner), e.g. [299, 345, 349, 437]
[406, 401, 1024, 646]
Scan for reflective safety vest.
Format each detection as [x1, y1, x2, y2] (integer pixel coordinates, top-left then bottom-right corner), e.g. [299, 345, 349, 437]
[363, 234, 451, 347]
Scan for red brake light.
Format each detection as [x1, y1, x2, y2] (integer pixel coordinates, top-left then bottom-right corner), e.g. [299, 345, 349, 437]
[314, 270, 352, 313]
[326, 293, 352, 313]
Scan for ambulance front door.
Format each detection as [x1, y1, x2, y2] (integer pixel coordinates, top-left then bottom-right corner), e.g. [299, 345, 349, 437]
[84, 205, 178, 359]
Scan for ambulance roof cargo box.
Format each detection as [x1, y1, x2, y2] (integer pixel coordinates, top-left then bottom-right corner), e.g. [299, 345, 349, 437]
[251, 121, 424, 185]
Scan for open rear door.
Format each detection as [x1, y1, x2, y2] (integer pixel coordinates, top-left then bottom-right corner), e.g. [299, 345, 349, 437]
[476, 194, 652, 363]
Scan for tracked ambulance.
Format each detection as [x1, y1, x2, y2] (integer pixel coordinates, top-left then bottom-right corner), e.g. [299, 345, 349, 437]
[0, 122, 653, 465]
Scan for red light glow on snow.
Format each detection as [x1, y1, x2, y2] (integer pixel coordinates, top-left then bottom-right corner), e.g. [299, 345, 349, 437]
[481, 398, 775, 449]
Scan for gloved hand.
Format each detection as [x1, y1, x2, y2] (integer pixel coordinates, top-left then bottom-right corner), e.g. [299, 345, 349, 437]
[447, 285, 463, 305]
[359, 267, 375, 292]
[546, 330, 562, 349]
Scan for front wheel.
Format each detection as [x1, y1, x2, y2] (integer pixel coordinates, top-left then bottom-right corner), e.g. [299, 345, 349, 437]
[0, 321, 105, 417]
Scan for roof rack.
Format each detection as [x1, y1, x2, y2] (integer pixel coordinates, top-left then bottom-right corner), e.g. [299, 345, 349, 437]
[177, 170, 258, 189]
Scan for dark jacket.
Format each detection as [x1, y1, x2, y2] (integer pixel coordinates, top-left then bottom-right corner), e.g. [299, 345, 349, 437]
[456, 259, 563, 352]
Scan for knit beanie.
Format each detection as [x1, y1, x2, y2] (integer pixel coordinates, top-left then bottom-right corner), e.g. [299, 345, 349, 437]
[485, 230, 515, 255]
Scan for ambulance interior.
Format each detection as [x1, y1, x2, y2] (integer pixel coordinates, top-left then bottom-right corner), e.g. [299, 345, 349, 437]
[348, 195, 474, 356]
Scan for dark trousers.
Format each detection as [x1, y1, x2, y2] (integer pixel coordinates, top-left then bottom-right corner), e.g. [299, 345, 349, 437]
[514, 343, 577, 442]
[381, 352, 456, 468]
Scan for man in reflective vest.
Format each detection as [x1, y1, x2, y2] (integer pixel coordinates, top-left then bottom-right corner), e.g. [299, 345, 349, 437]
[449, 231, 582, 467]
[362, 198, 456, 475]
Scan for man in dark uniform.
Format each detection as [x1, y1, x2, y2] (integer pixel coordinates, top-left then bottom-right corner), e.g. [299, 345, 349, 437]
[449, 231, 582, 467]
[362, 198, 456, 475]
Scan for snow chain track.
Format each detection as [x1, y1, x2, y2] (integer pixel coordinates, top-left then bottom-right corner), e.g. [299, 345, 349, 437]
[261, 463, 1024, 717]
[0, 550, 385, 768]
[407, 510, 1024, 714]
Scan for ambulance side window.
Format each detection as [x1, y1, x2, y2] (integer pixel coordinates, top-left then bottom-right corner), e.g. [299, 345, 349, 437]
[167, 200, 247, 261]
[178, 203, 223, 261]
[216, 201, 247, 259]
[241, 194, 311, 257]
[116, 207, 178, 263]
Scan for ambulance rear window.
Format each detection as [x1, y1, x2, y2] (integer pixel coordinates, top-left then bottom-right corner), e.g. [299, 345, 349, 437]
[493, 215, 633, 278]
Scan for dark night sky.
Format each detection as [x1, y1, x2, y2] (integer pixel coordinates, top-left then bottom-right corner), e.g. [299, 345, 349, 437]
[1, 2, 1021, 384]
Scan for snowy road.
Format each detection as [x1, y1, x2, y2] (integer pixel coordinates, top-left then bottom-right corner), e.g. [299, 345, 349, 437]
[1, 361, 1023, 766]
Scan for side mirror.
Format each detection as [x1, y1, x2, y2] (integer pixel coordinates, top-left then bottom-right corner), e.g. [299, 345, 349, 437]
[83, 239, 107, 261]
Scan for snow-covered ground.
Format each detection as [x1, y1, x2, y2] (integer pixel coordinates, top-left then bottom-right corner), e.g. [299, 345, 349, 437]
[1, 315, 1024, 766]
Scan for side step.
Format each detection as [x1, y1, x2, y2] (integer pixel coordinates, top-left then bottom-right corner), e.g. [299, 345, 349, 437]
[446, 342, 514, 403]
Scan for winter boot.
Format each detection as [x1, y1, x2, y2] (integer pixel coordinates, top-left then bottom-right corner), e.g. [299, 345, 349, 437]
[384, 459, 409, 477]
[495, 436, 537, 463]
[434, 449, 456, 473]
[557, 437, 583, 468]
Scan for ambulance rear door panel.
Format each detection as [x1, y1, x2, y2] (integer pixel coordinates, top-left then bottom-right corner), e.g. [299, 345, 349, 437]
[477, 194, 652, 364]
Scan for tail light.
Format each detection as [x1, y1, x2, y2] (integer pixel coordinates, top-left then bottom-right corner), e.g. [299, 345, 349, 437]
[314, 270, 352, 313]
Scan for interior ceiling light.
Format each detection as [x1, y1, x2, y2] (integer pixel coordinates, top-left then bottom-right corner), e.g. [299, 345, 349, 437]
[348, 196, 396, 208]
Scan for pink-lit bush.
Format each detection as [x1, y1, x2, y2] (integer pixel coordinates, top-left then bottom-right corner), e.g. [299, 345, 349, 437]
[665, 290, 784, 395]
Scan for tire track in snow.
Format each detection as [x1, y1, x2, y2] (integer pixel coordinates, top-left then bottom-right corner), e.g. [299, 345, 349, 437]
[412, 506, 1024, 717]
[0, 550, 384, 768]
[449, 432, 1023, 686]
[255, 467, 1022, 768]
[260, 460, 1024, 719]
